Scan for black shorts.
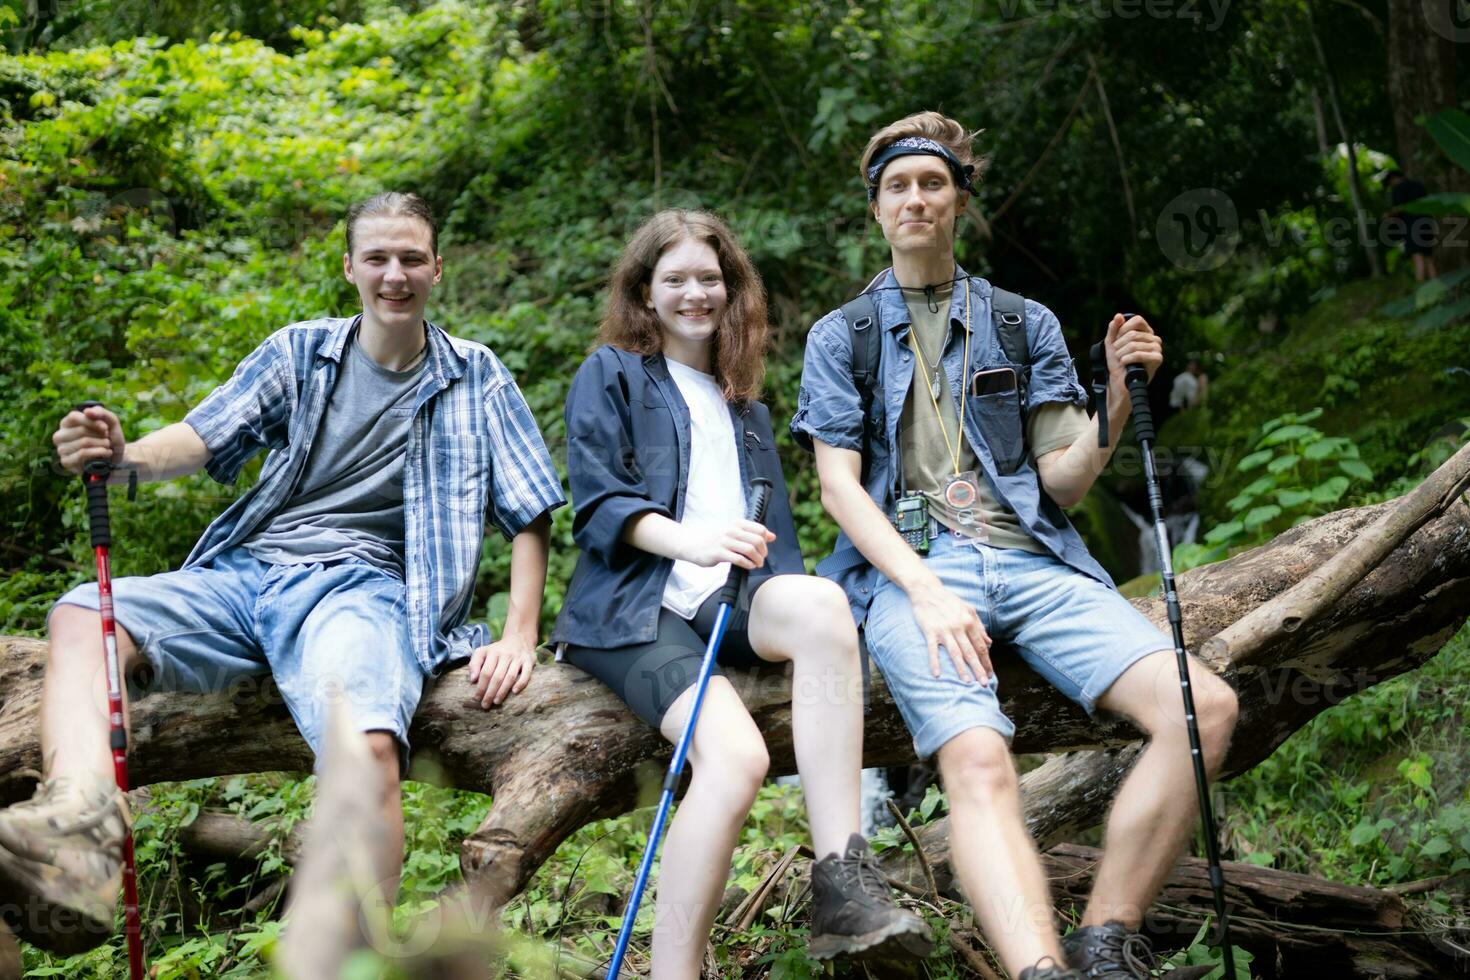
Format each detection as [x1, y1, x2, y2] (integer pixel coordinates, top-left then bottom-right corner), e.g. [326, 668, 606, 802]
[1403, 216, 1437, 257]
[563, 574, 773, 727]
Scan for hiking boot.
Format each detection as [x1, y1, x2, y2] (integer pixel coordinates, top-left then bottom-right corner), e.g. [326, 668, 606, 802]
[0, 775, 128, 955]
[1062, 920, 1159, 979]
[1018, 957, 1084, 979]
[809, 833, 934, 960]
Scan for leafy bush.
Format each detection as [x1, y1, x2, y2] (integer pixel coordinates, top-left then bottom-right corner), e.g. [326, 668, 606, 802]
[1174, 408, 1372, 570]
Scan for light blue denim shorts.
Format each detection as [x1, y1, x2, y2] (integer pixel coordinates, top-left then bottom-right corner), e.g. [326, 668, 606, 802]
[864, 531, 1170, 759]
[51, 546, 424, 774]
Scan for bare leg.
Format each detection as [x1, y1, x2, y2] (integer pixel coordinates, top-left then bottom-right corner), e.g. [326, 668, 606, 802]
[363, 731, 405, 901]
[649, 678, 768, 980]
[1084, 651, 1239, 927]
[746, 575, 863, 858]
[940, 727, 1064, 973]
[41, 604, 144, 783]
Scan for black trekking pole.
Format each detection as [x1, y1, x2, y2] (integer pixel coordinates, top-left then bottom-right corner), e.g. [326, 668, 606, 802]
[1088, 344, 1237, 977]
[74, 402, 145, 980]
[603, 477, 774, 980]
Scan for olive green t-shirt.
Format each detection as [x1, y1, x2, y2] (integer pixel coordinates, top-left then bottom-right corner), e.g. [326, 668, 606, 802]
[899, 291, 1091, 552]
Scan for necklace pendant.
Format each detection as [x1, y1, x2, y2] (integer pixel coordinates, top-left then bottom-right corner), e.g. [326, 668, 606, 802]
[930, 373, 943, 403]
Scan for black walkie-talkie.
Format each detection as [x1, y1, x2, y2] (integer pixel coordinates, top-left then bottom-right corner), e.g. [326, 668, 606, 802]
[893, 493, 931, 555]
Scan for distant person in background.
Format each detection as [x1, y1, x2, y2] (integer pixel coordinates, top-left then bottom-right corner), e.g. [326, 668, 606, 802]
[1383, 170, 1439, 283]
[1169, 358, 1208, 412]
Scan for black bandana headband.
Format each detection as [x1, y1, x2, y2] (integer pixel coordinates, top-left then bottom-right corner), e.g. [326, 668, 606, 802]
[865, 136, 978, 202]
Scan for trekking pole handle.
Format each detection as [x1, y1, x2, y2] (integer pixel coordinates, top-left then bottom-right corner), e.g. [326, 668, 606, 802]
[75, 402, 113, 549]
[1124, 364, 1155, 444]
[717, 477, 773, 607]
[1111, 311, 1157, 444]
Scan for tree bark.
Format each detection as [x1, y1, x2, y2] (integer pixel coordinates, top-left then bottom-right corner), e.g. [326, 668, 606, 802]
[1387, 0, 1460, 188]
[0, 922, 17, 980]
[1043, 843, 1466, 979]
[2, 477, 1468, 913]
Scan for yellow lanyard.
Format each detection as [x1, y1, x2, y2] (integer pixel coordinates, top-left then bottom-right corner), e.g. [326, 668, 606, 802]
[907, 286, 971, 477]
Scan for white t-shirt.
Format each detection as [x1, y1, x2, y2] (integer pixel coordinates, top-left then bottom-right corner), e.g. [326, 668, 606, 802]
[1170, 371, 1200, 409]
[662, 359, 746, 619]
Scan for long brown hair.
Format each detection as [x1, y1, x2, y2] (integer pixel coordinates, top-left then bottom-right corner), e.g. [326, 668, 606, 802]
[598, 209, 768, 403]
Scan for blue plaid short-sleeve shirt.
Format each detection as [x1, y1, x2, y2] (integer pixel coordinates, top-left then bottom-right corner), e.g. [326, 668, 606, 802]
[181, 315, 565, 674]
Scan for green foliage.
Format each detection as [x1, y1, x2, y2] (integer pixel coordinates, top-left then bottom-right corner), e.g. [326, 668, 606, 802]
[1174, 408, 1371, 570]
[3, 1, 1465, 975]
[1223, 622, 1470, 891]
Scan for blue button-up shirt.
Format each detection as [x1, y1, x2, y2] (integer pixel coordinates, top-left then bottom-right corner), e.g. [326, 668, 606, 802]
[550, 346, 804, 649]
[181, 315, 565, 674]
[790, 268, 1112, 626]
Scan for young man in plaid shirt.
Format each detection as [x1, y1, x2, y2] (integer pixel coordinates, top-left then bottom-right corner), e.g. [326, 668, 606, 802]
[1, 192, 565, 954]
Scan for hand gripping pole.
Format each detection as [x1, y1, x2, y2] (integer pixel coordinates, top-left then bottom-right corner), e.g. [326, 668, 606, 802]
[604, 478, 774, 979]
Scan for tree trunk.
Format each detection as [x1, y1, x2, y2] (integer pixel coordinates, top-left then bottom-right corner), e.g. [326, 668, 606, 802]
[1306, 1, 1382, 277]
[2, 451, 1468, 913]
[1387, 0, 1468, 272]
[1387, 0, 1460, 187]
[1043, 844, 1466, 979]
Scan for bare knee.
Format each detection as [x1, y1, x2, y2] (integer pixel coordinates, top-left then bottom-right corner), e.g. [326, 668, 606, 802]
[696, 735, 769, 808]
[939, 729, 1018, 808]
[364, 732, 404, 796]
[1195, 679, 1239, 769]
[761, 576, 858, 663]
[47, 603, 138, 668]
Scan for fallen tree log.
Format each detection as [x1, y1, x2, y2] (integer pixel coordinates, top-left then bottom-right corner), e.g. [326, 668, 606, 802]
[1, 447, 1467, 915]
[1043, 843, 1468, 979]
[174, 809, 304, 867]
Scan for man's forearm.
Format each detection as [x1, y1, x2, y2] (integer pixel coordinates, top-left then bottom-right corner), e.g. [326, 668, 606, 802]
[502, 512, 552, 645]
[119, 422, 212, 483]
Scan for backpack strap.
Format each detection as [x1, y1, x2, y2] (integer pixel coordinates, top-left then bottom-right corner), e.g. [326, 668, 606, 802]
[840, 268, 889, 481]
[989, 285, 1030, 414]
[841, 291, 882, 424]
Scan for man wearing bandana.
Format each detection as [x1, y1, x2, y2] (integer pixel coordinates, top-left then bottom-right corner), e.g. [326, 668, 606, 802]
[791, 112, 1240, 980]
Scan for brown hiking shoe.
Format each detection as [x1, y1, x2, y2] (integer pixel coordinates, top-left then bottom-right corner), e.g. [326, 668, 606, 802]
[809, 833, 934, 961]
[0, 776, 129, 955]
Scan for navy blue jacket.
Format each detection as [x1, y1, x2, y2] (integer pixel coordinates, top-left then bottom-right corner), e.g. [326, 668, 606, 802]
[551, 345, 804, 649]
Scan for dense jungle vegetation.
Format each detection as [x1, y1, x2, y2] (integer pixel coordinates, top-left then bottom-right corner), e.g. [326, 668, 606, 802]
[2, 0, 1468, 976]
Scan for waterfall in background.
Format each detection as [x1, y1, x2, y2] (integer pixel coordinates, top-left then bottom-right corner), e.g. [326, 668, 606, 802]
[1121, 455, 1208, 574]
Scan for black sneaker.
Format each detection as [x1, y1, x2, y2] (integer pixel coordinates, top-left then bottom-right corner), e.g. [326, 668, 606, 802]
[1019, 957, 1084, 979]
[808, 833, 934, 961]
[1062, 920, 1158, 979]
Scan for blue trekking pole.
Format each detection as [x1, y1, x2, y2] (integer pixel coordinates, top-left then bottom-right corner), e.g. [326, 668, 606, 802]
[604, 477, 774, 979]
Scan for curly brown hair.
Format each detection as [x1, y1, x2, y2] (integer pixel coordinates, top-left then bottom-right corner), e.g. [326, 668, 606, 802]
[859, 111, 990, 195]
[598, 210, 769, 403]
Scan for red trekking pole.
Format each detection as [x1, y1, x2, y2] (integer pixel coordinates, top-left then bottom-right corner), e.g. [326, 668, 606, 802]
[75, 402, 145, 980]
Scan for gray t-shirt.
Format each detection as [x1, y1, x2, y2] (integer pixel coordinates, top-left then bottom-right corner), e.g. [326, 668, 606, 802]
[899, 291, 1090, 552]
[245, 332, 426, 576]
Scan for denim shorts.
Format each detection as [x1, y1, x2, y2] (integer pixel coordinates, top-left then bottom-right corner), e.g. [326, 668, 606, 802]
[51, 546, 424, 774]
[864, 531, 1169, 759]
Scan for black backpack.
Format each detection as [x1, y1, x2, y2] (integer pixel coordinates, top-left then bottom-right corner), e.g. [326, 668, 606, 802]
[839, 272, 1031, 472]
